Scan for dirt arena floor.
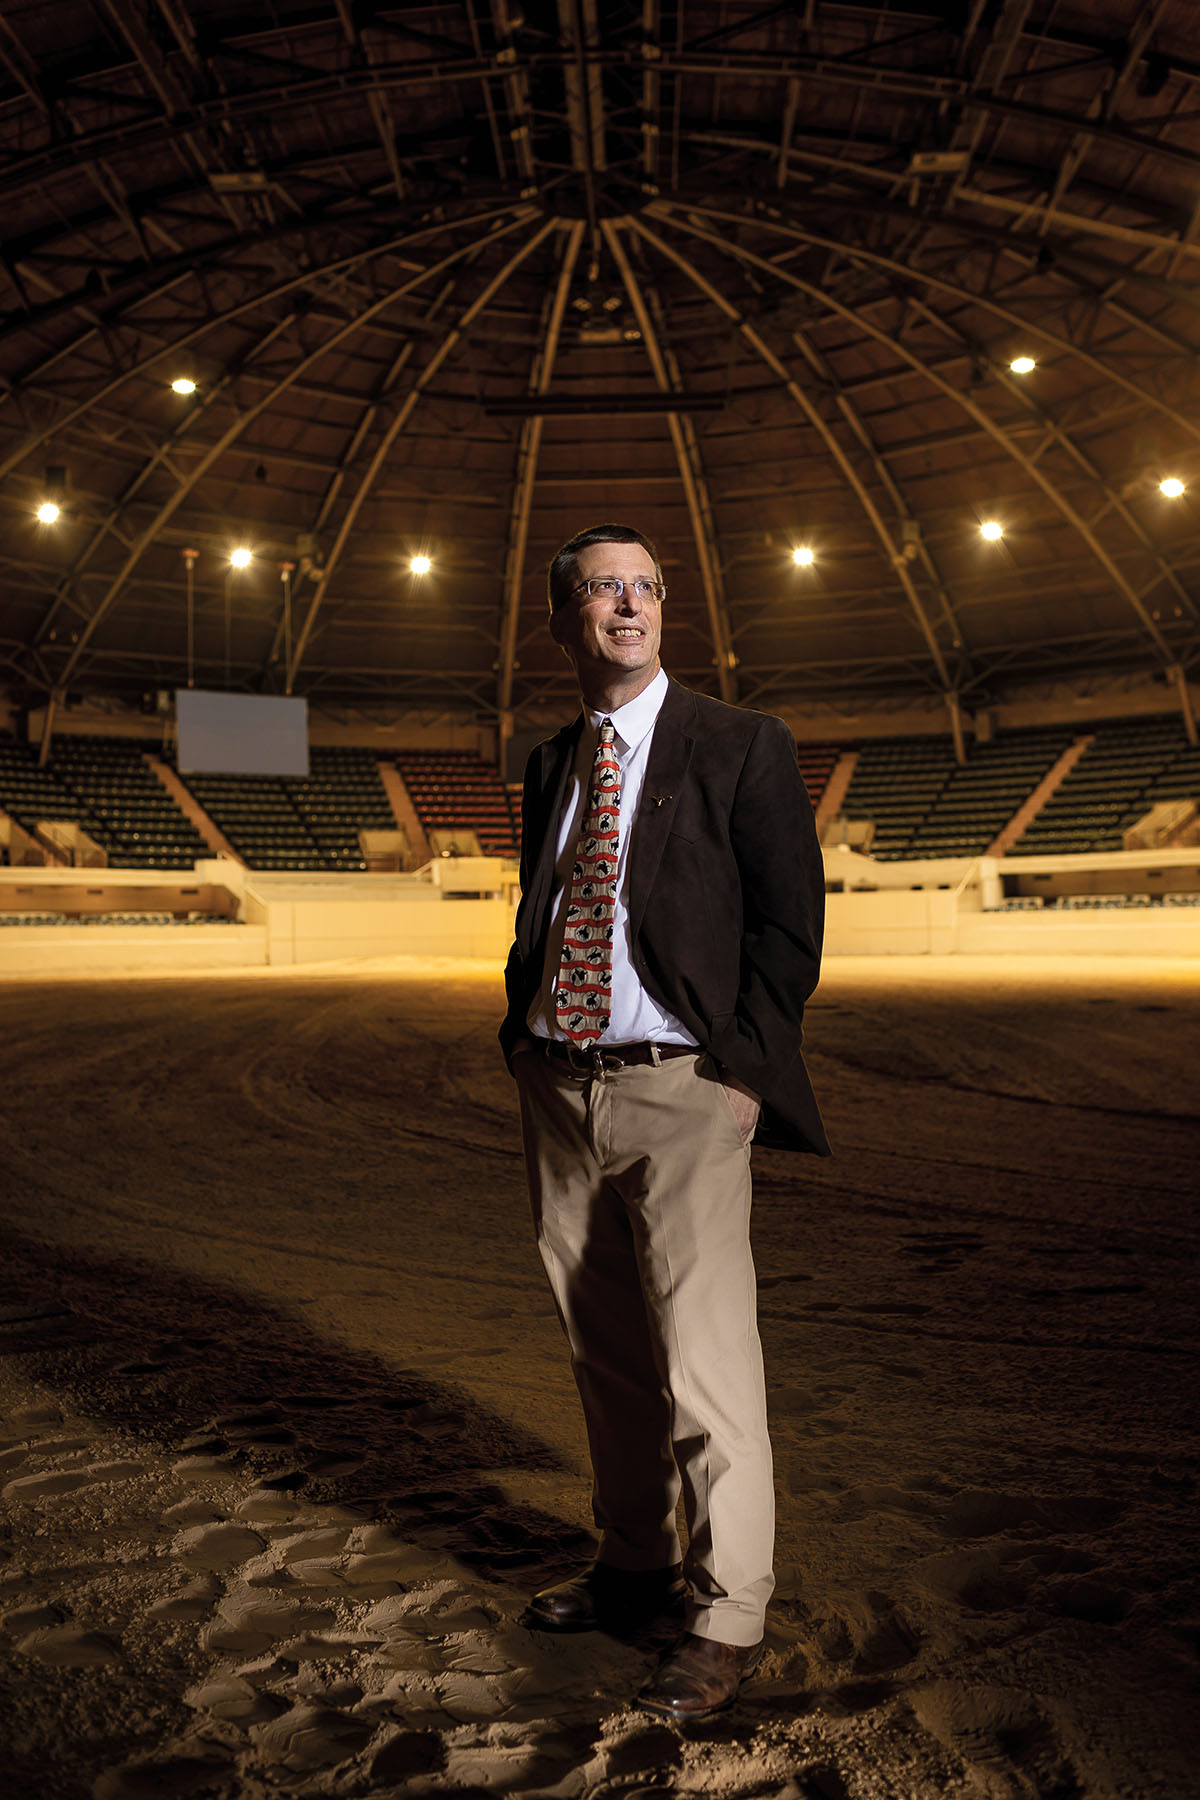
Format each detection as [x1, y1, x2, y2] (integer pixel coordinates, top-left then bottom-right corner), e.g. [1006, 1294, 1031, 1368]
[1, 953, 1198, 1800]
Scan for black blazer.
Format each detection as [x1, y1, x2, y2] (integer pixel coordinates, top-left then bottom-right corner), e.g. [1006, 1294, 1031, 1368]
[501, 676, 830, 1155]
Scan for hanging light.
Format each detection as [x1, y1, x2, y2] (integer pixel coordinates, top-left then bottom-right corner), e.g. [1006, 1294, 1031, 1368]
[791, 545, 815, 566]
[36, 501, 61, 523]
[979, 520, 1004, 541]
[229, 546, 252, 569]
[410, 554, 432, 575]
[171, 376, 197, 395]
[1159, 477, 1185, 498]
[1009, 356, 1036, 375]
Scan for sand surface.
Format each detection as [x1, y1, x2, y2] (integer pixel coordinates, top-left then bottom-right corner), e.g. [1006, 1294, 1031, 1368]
[1, 953, 1198, 1800]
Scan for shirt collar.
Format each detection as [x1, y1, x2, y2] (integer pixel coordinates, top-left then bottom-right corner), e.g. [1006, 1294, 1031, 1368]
[584, 666, 668, 755]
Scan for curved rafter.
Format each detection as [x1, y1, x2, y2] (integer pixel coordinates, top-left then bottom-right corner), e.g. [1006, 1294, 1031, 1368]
[625, 217, 956, 700]
[30, 310, 302, 659]
[0, 202, 530, 473]
[698, 200, 1200, 451]
[44, 209, 540, 691]
[603, 220, 738, 704]
[496, 219, 586, 720]
[904, 296, 1200, 630]
[2, 3, 1199, 724]
[649, 201, 1179, 668]
[787, 326, 976, 674]
[286, 215, 558, 688]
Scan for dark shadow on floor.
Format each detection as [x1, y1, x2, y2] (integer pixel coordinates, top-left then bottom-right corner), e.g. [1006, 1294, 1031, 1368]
[0, 1223, 594, 1584]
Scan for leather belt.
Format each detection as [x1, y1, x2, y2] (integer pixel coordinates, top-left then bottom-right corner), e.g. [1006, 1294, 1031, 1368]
[531, 1037, 699, 1076]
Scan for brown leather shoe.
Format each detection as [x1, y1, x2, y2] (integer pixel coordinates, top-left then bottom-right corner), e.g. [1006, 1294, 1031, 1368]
[636, 1631, 764, 1721]
[525, 1562, 688, 1634]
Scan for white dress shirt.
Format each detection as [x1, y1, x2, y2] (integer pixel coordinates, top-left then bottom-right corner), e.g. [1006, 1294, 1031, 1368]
[527, 667, 698, 1046]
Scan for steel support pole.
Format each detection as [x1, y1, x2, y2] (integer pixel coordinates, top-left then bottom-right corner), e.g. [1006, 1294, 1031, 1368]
[182, 546, 197, 688]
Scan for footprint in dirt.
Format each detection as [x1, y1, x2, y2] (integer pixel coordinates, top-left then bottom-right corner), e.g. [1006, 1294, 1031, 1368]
[912, 1678, 1086, 1800]
[807, 1588, 922, 1677]
[940, 1488, 1121, 1540]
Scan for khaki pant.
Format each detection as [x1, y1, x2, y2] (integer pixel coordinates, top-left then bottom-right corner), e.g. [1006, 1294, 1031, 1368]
[514, 1046, 774, 1646]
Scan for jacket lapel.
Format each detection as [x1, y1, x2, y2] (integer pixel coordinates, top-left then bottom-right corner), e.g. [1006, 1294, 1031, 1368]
[628, 678, 696, 943]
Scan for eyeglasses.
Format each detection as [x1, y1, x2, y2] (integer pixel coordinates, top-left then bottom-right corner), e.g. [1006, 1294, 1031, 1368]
[570, 577, 667, 603]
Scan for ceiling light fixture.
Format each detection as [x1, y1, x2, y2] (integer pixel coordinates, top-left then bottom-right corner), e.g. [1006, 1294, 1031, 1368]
[229, 546, 252, 569]
[792, 546, 815, 566]
[1009, 356, 1036, 375]
[171, 376, 197, 395]
[410, 554, 432, 575]
[36, 501, 60, 523]
[1159, 477, 1185, 497]
[980, 520, 1004, 541]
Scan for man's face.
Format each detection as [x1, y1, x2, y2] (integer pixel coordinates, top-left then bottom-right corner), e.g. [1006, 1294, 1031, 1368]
[551, 539, 663, 693]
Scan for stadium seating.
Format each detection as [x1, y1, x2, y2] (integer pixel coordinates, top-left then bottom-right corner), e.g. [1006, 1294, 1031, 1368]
[838, 735, 959, 860]
[904, 727, 1076, 858]
[0, 733, 208, 868]
[179, 746, 395, 872]
[393, 750, 519, 858]
[795, 743, 842, 809]
[1010, 716, 1193, 854]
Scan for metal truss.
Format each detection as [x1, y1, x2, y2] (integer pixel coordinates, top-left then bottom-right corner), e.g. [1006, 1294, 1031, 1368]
[496, 219, 585, 720]
[286, 216, 557, 688]
[3, 3, 1200, 724]
[603, 220, 738, 703]
[34, 211, 540, 692]
[647, 200, 1190, 663]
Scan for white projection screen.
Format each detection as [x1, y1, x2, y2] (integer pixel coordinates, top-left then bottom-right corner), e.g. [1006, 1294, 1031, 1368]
[175, 689, 309, 776]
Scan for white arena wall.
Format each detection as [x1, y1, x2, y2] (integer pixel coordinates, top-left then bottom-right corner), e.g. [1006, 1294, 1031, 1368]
[0, 849, 1196, 974]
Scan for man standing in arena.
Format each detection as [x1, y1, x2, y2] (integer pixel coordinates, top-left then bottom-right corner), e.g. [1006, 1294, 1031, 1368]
[500, 523, 828, 1721]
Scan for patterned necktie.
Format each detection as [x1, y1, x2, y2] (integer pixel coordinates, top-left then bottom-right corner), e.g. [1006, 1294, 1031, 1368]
[555, 719, 621, 1046]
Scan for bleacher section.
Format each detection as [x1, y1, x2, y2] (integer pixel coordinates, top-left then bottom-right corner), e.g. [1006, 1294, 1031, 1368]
[179, 747, 394, 872]
[0, 733, 208, 869]
[0, 736, 88, 841]
[0, 911, 239, 927]
[505, 782, 524, 846]
[1011, 717, 1194, 854]
[1139, 733, 1200, 806]
[839, 735, 959, 860]
[394, 750, 518, 858]
[834, 716, 1199, 860]
[4, 714, 1196, 878]
[796, 743, 841, 809]
[905, 727, 1076, 858]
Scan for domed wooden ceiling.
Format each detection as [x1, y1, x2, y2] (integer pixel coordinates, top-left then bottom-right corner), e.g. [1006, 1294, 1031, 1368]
[1, 0, 1199, 728]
